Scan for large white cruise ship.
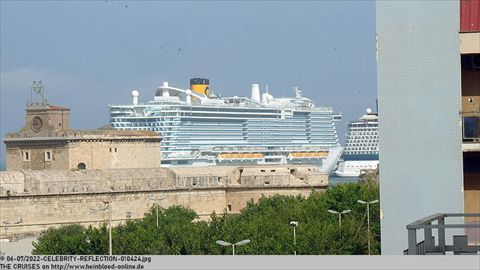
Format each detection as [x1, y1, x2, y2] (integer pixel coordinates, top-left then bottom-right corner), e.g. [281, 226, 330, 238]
[334, 109, 379, 177]
[109, 78, 343, 173]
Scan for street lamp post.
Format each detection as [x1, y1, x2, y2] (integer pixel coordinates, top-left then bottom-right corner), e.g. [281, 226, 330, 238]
[149, 196, 165, 227]
[327, 209, 351, 228]
[216, 239, 250, 255]
[289, 221, 298, 255]
[90, 201, 112, 255]
[357, 199, 379, 255]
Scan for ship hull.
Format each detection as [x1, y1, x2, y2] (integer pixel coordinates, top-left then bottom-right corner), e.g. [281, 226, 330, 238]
[334, 160, 379, 177]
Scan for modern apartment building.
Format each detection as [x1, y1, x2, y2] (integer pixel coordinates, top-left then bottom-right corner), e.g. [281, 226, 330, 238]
[459, 0, 480, 243]
[377, 1, 465, 254]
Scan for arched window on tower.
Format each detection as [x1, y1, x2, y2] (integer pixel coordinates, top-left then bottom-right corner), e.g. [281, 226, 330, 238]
[77, 163, 86, 170]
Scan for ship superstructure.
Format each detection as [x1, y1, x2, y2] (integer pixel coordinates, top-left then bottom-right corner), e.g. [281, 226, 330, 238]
[334, 109, 379, 177]
[109, 79, 342, 173]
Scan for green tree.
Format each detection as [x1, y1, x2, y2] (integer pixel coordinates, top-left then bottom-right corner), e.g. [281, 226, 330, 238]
[33, 224, 91, 255]
[32, 182, 380, 255]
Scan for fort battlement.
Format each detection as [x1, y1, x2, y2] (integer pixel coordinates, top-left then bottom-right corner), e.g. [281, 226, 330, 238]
[1, 90, 329, 240]
[0, 165, 328, 239]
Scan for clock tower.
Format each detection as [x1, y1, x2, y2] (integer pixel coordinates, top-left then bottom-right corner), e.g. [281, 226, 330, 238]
[21, 81, 70, 134]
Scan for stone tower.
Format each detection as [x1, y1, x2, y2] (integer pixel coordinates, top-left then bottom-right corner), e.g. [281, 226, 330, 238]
[20, 80, 70, 134]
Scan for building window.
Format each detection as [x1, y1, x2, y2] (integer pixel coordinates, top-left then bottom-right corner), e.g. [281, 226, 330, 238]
[77, 163, 86, 170]
[227, 204, 232, 211]
[45, 150, 52, 161]
[23, 151, 30, 161]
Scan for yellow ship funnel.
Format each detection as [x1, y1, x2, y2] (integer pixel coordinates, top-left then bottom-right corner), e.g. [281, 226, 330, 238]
[190, 78, 211, 96]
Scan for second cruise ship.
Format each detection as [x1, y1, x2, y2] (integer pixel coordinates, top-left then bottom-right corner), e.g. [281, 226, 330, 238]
[109, 78, 343, 173]
[334, 108, 379, 177]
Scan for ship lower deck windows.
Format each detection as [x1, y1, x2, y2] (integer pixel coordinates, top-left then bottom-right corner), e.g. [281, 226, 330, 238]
[265, 158, 281, 162]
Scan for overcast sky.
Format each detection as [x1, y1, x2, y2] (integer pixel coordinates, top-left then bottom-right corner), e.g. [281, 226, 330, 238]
[0, 1, 377, 169]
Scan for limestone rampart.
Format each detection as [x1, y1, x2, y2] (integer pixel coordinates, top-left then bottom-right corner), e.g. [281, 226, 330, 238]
[0, 165, 328, 239]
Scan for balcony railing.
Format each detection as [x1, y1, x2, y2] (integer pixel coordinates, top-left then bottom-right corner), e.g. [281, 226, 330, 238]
[404, 213, 480, 255]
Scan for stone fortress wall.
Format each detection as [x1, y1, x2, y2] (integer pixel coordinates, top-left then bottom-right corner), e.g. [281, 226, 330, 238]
[1, 99, 329, 241]
[5, 130, 161, 171]
[0, 165, 328, 239]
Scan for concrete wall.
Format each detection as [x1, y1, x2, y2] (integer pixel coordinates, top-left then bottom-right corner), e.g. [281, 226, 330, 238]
[376, 1, 464, 254]
[68, 140, 161, 170]
[6, 143, 69, 171]
[0, 171, 24, 195]
[0, 187, 324, 238]
[22, 106, 70, 133]
[5, 140, 161, 171]
[0, 190, 227, 237]
[0, 165, 328, 238]
[225, 187, 315, 213]
[460, 33, 480, 54]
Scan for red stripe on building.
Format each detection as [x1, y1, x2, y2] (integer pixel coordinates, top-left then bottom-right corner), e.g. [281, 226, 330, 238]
[461, 0, 480, 32]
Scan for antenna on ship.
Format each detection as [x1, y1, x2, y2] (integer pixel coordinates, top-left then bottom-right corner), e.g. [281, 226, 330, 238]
[293, 87, 302, 98]
[262, 84, 272, 104]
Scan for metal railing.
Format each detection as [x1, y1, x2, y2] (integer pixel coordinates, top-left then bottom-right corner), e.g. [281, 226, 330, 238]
[404, 213, 480, 255]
